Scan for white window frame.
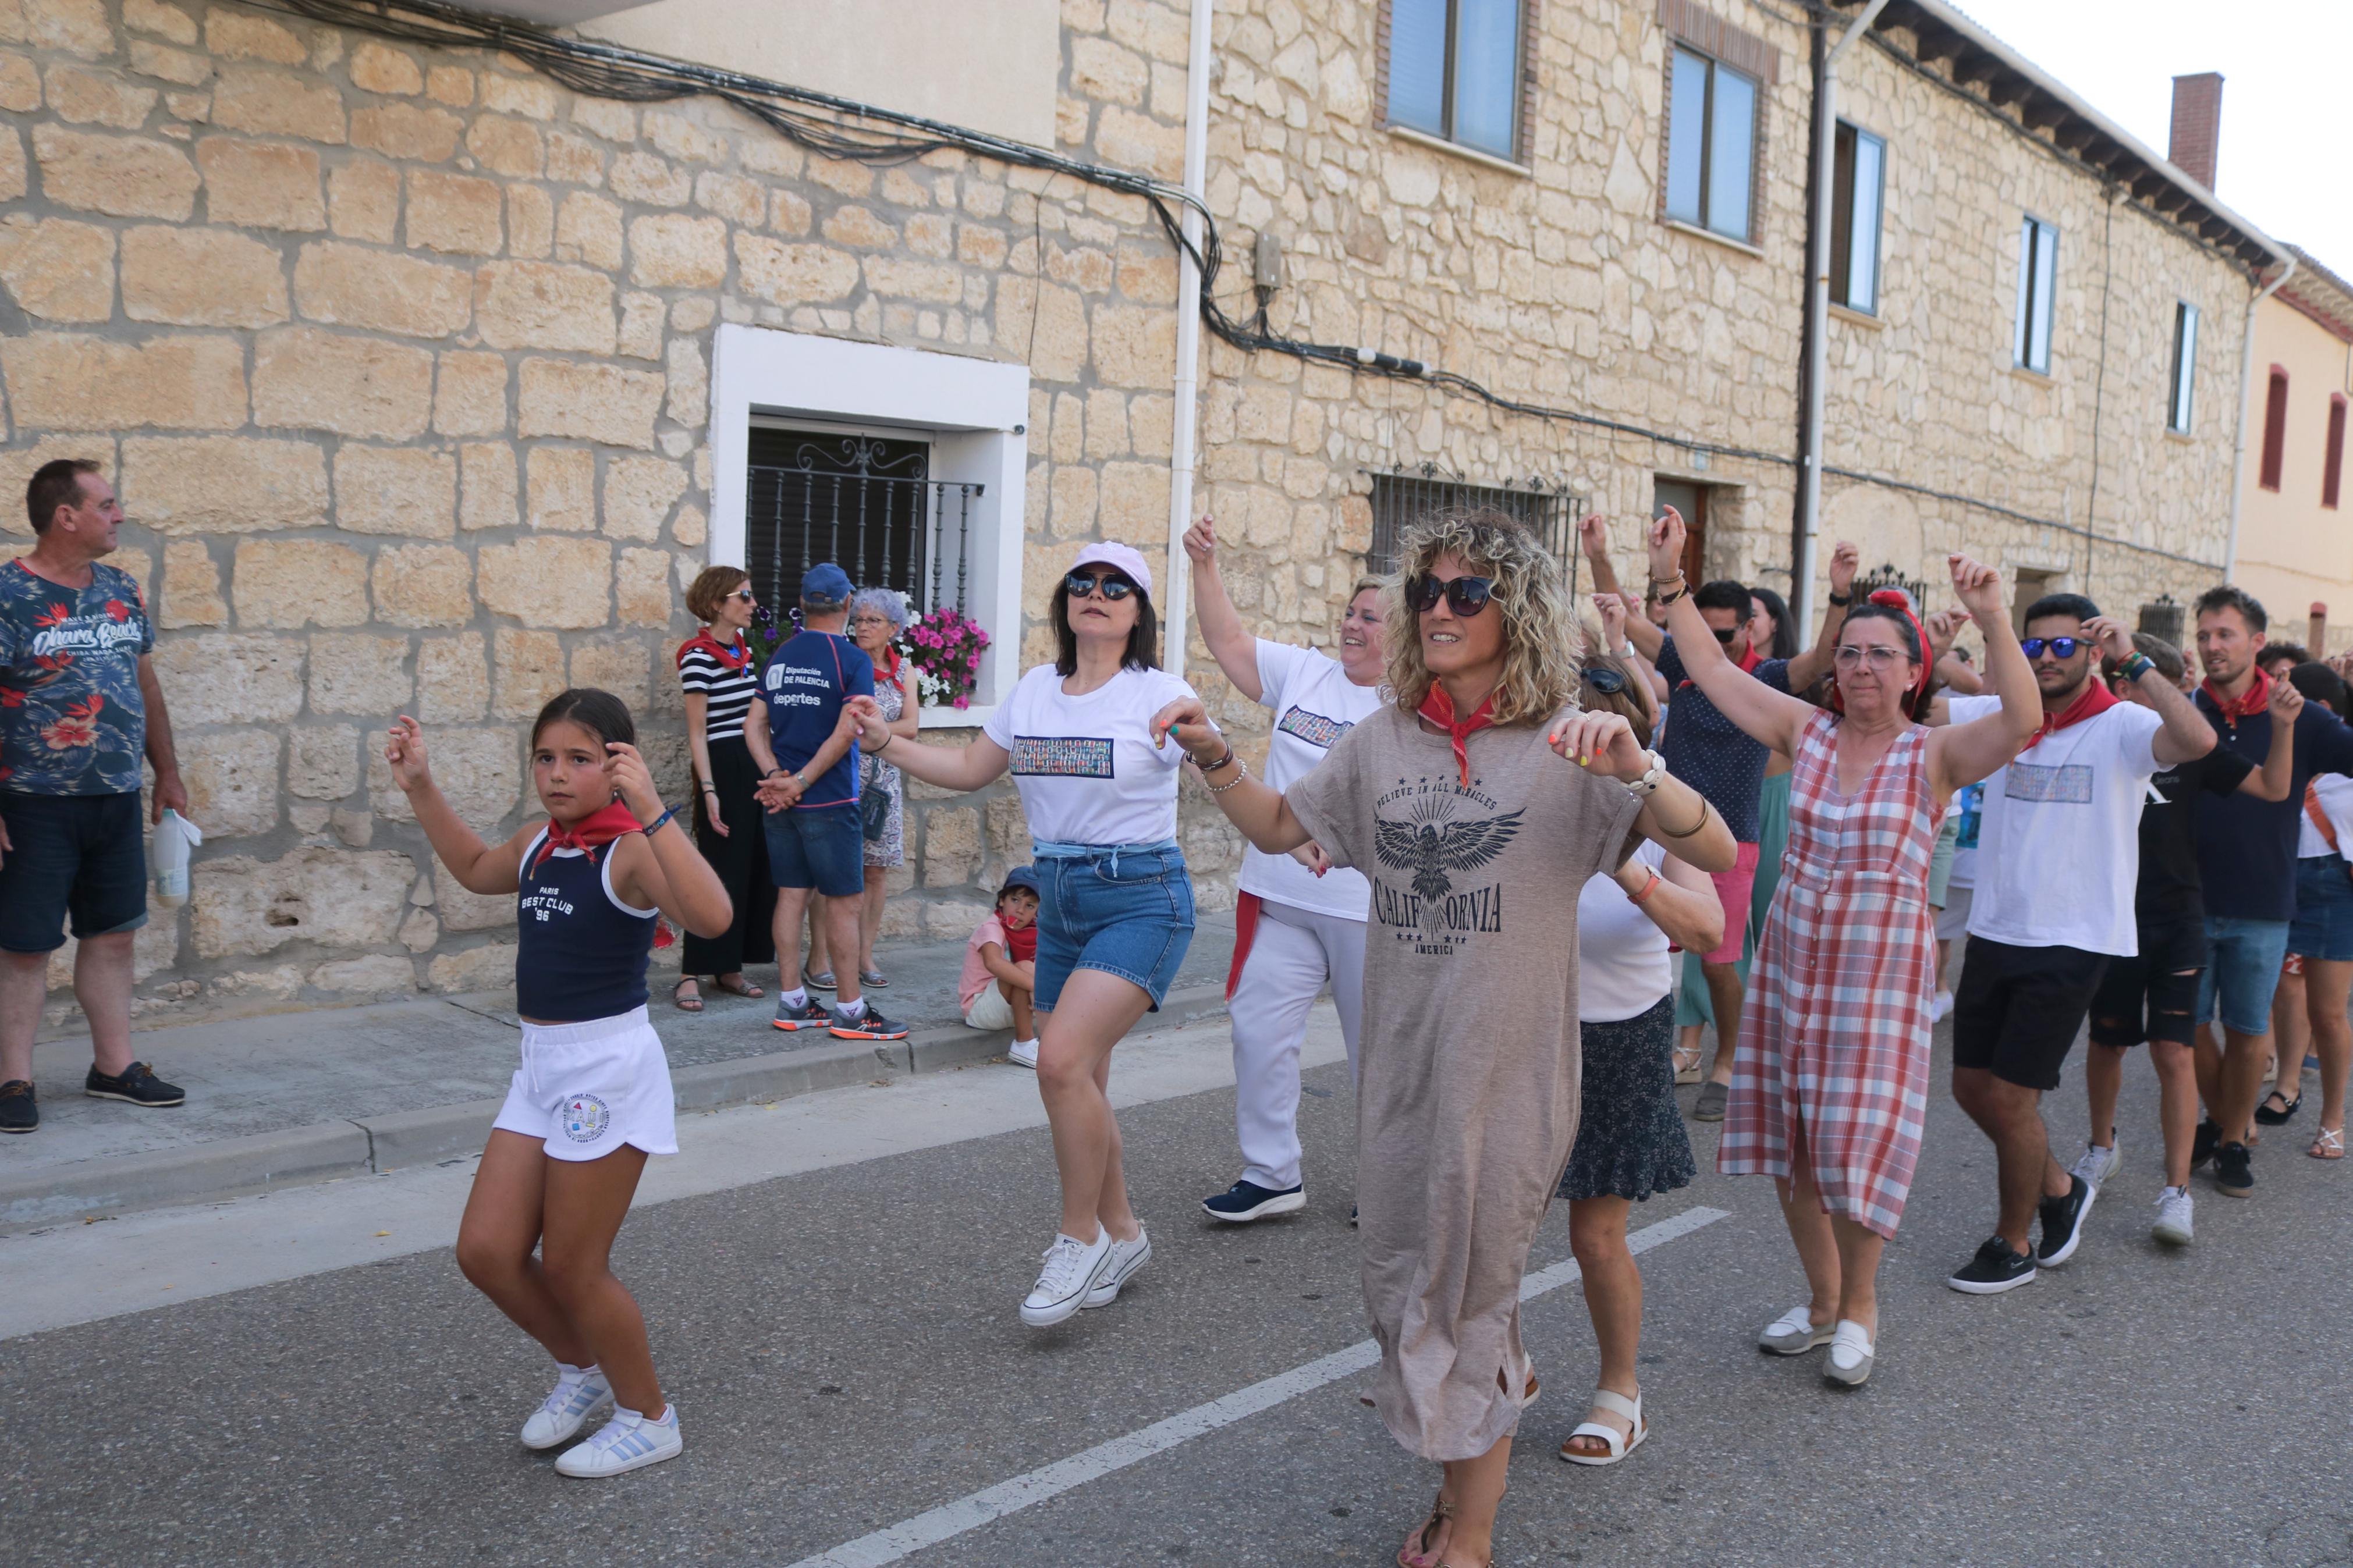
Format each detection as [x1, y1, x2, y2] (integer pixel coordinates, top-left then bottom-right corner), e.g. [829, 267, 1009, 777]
[2167, 301, 2199, 433]
[2014, 214, 2059, 375]
[709, 325, 1030, 730]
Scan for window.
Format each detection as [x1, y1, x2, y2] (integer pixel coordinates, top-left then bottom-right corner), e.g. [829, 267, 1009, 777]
[1365, 468, 1574, 575]
[2325, 394, 2347, 511]
[2013, 215, 2059, 374]
[744, 429, 968, 617]
[2166, 302, 2199, 433]
[1666, 45, 1758, 241]
[1385, 0, 1525, 161]
[2259, 367, 2288, 492]
[1830, 121, 1884, 314]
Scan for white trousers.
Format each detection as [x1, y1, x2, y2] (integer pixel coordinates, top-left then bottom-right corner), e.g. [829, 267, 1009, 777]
[1231, 898, 1365, 1192]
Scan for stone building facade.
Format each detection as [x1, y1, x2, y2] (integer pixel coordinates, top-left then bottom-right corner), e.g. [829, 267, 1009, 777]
[2231, 249, 2353, 652]
[1, 0, 2280, 1029]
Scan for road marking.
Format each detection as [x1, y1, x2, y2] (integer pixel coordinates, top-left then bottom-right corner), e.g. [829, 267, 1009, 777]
[788, 1205, 1731, 1568]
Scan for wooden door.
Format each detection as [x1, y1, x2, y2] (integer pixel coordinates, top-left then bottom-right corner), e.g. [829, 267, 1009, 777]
[1653, 479, 1708, 586]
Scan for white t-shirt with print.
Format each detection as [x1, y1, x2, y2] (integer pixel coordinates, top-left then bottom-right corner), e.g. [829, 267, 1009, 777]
[1950, 694, 2164, 957]
[1238, 640, 1387, 920]
[983, 663, 1199, 847]
[2296, 773, 2353, 859]
[1576, 840, 1673, 1023]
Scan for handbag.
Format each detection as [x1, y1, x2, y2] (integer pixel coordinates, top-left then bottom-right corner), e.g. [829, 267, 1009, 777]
[860, 755, 892, 841]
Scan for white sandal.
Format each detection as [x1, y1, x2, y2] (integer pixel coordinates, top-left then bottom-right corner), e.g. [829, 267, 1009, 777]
[1558, 1388, 1645, 1467]
[1672, 1044, 1705, 1085]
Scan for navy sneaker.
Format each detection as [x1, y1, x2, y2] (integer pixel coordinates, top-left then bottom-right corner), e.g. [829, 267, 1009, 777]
[0, 1079, 36, 1133]
[1201, 1179, 1306, 1223]
[830, 1005, 909, 1041]
[2214, 1142, 2255, 1199]
[85, 1061, 184, 1107]
[2035, 1173, 2095, 1266]
[1947, 1235, 2037, 1295]
[773, 994, 835, 1032]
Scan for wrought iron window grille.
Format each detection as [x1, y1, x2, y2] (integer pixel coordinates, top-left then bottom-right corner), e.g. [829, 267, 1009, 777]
[1854, 561, 1929, 611]
[1363, 465, 1581, 580]
[745, 429, 984, 618]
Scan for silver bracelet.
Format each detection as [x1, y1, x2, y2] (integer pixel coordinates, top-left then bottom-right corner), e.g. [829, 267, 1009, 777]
[1204, 754, 1251, 794]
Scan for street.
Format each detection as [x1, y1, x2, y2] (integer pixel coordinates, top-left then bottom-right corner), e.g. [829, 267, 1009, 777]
[6, 1008, 2350, 1567]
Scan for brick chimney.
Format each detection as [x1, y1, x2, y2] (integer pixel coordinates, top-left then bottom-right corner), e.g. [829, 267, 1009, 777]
[2169, 72, 2224, 190]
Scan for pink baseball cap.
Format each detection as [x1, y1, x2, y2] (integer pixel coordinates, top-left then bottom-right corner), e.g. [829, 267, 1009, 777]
[1071, 541, 1152, 598]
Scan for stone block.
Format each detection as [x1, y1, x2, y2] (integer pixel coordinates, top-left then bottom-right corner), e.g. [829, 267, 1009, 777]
[335, 445, 454, 538]
[862, 255, 961, 303]
[672, 503, 705, 547]
[3, 333, 245, 430]
[526, 445, 594, 532]
[326, 157, 397, 241]
[1070, 37, 1149, 105]
[995, 277, 1085, 382]
[1094, 106, 1183, 181]
[1098, 461, 1169, 543]
[126, 0, 198, 46]
[985, 792, 1030, 859]
[190, 848, 414, 959]
[399, 906, 437, 951]
[467, 113, 541, 178]
[665, 335, 707, 426]
[405, 168, 500, 255]
[232, 538, 368, 627]
[309, 955, 418, 998]
[431, 350, 505, 435]
[615, 546, 671, 628]
[734, 234, 858, 304]
[478, 536, 611, 629]
[123, 435, 325, 533]
[491, 626, 564, 717]
[33, 124, 197, 218]
[287, 722, 360, 798]
[0, 49, 38, 109]
[292, 240, 469, 336]
[120, 225, 287, 326]
[423, 63, 470, 105]
[693, 169, 762, 227]
[194, 137, 323, 229]
[432, 860, 513, 932]
[554, 190, 621, 270]
[460, 441, 516, 531]
[45, 63, 158, 128]
[427, 940, 517, 993]
[157, 539, 226, 628]
[414, 632, 488, 721]
[643, 108, 723, 164]
[602, 456, 686, 542]
[205, 10, 304, 63]
[473, 260, 615, 353]
[609, 151, 686, 206]
[567, 634, 649, 709]
[19, 0, 113, 59]
[308, 631, 411, 714]
[823, 206, 897, 249]
[1089, 304, 1176, 388]
[182, 726, 281, 837]
[0, 215, 115, 322]
[251, 326, 432, 440]
[480, 73, 556, 120]
[507, 183, 552, 258]
[617, 289, 662, 360]
[922, 805, 982, 886]
[211, 66, 345, 144]
[128, 39, 208, 90]
[516, 357, 662, 449]
[0, 126, 19, 203]
[569, 97, 633, 143]
[546, 129, 601, 186]
[349, 41, 421, 96]
[629, 212, 726, 288]
[152, 631, 303, 723]
[769, 188, 810, 234]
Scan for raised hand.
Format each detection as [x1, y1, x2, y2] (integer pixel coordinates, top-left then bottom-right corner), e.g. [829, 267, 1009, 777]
[2079, 614, 2136, 665]
[1593, 591, 1628, 650]
[1923, 607, 1970, 661]
[1949, 554, 2005, 620]
[383, 716, 433, 795]
[1149, 695, 1223, 765]
[2270, 674, 2306, 723]
[1182, 514, 1219, 564]
[1829, 541, 1861, 597]
[1646, 507, 1687, 585]
[1577, 513, 1610, 560]
[1548, 707, 1648, 782]
[603, 741, 663, 821]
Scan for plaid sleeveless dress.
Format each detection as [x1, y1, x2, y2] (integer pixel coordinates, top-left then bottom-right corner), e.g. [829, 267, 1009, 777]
[1717, 710, 1940, 1239]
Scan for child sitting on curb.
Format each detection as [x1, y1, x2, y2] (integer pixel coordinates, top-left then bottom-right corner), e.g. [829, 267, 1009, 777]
[960, 867, 1041, 1068]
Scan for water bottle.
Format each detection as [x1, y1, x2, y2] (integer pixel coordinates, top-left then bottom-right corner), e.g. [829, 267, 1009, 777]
[150, 808, 201, 908]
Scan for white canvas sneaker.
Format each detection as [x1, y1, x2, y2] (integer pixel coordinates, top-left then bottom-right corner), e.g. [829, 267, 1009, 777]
[1020, 1229, 1113, 1327]
[1007, 1039, 1039, 1070]
[554, 1405, 682, 1478]
[520, 1364, 613, 1450]
[2070, 1139, 2121, 1190]
[2152, 1185, 2195, 1246]
[1083, 1225, 1152, 1309]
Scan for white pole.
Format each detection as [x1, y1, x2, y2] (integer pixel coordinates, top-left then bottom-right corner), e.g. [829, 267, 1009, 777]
[2224, 250, 2295, 580]
[1163, 0, 1215, 678]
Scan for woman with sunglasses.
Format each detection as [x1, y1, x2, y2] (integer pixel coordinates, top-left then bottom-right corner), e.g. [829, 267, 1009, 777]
[1151, 511, 1734, 1568]
[847, 541, 1198, 1328]
[1645, 507, 2038, 1386]
[672, 567, 776, 1011]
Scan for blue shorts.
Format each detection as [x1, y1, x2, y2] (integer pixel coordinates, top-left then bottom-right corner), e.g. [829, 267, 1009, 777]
[2290, 856, 2353, 962]
[0, 791, 150, 954]
[2197, 915, 2292, 1036]
[764, 804, 865, 898]
[1034, 845, 1195, 1012]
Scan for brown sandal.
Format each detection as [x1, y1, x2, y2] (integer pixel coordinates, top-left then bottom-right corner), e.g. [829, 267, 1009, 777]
[710, 973, 765, 999]
[1400, 1490, 1453, 1568]
[672, 978, 704, 1012]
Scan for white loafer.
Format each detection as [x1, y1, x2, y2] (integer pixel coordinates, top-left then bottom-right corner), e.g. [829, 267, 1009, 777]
[1824, 1320, 1875, 1388]
[1559, 1388, 1646, 1466]
[1758, 1304, 1834, 1355]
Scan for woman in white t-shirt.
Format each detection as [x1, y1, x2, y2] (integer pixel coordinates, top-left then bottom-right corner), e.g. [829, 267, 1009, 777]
[849, 541, 1201, 1329]
[1181, 514, 1387, 1223]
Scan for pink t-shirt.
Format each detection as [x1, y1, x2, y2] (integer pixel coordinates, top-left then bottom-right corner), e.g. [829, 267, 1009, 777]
[960, 914, 1010, 1012]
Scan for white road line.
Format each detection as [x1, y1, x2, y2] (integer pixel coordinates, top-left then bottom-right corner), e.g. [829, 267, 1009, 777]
[789, 1205, 1732, 1568]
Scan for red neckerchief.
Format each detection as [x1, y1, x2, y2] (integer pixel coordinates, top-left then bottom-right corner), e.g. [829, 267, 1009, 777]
[2020, 677, 2119, 751]
[1006, 918, 1037, 963]
[2201, 664, 2272, 724]
[1418, 683, 1497, 788]
[1679, 641, 1761, 691]
[677, 630, 750, 672]
[876, 643, 904, 688]
[528, 799, 644, 877]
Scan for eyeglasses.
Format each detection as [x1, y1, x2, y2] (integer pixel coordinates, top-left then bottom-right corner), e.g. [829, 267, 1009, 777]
[1712, 627, 1738, 645]
[1406, 574, 1495, 617]
[1582, 664, 1629, 696]
[729, 588, 756, 603]
[1833, 645, 1913, 671]
[2021, 637, 2084, 660]
[851, 614, 892, 628]
[1064, 570, 1138, 602]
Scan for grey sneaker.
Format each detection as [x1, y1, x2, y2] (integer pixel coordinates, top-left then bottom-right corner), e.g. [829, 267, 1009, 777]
[2152, 1186, 2195, 1246]
[2070, 1139, 2121, 1190]
[772, 994, 834, 1032]
[1691, 1080, 1729, 1122]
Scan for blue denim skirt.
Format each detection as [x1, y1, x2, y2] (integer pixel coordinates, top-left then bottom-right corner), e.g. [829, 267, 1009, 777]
[2289, 855, 2353, 962]
[1032, 843, 1195, 1011]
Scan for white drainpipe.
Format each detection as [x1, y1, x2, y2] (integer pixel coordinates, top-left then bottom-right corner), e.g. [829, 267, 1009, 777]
[1162, 0, 1214, 678]
[2223, 250, 2296, 580]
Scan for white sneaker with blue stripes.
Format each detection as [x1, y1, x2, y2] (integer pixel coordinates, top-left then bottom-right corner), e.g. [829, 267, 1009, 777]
[555, 1404, 683, 1478]
[520, 1364, 612, 1450]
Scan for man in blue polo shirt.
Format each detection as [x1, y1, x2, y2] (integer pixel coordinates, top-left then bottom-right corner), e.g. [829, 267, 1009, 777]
[746, 562, 906, 1043]
[2189, 584, 2353, 1199]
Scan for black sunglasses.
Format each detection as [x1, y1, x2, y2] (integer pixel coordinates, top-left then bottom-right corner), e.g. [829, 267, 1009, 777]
[1582, 664, 1629, 696]
[1064, 570, 1138, 602]
[2021, 637, 2084, 660]
[1712, 626, 1738, 644]
[1407, 574, 1495, 617]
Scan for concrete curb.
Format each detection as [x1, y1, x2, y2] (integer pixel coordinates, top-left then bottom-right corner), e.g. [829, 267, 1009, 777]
[3, 984, 1233, 1233]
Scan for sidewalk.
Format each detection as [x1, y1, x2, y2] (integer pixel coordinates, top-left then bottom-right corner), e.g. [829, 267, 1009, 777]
[2, 911, 1237, 1232]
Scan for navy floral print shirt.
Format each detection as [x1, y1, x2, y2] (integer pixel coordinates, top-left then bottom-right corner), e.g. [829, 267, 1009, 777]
[0, 559, 154, 796]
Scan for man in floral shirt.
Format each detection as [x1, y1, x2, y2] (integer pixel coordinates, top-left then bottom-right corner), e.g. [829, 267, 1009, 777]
[0, 459, 189, 1132]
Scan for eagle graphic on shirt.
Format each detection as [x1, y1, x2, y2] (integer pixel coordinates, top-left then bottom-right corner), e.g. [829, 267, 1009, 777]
[1374, 802, 1525, 902]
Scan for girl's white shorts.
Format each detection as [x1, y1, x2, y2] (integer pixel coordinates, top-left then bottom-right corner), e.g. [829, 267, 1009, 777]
[492, 1005, 677, 1162]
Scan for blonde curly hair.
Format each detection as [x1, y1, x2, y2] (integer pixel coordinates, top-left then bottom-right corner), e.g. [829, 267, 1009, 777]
[1381, 509, 1582, 727]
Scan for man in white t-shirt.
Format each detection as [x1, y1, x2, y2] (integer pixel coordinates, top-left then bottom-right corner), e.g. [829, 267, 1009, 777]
[1941, 596, 2218, 1295]
[1183, 516, 1387, 1222]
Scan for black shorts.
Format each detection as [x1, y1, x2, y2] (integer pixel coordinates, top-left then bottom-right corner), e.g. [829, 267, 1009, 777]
[1952, 936, 2110, 1091]
[0, 791, 150, 954]
[2087, 919, 2208, 1049]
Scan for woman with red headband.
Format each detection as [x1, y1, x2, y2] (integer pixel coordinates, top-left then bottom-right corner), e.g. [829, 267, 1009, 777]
[1647, 508, 2039, 1388]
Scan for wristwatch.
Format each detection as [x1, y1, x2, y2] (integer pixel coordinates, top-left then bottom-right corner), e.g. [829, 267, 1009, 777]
[1626, 748, 1668, 797]
[1827, 590, 1852, 607]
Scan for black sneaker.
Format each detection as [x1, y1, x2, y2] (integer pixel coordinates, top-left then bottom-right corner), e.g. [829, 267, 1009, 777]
[829, 1005, 908, 1041]
[2036, 1173, 2096, 1266]
[2189, 1117, 2221, 1171]
[2214, 1142, 2255, 1199]
[1201, 1179, 1306, 1223]
[773, 994, 835, 1032]
[0, 1079, 37, 1133]
[84, 1061, 184, 1107]
[1947, 1235, 2038, 1295]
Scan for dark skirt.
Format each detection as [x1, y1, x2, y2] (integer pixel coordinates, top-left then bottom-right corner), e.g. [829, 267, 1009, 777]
[682, 735, 777, 976]
[1558, 994, 1695, 1204]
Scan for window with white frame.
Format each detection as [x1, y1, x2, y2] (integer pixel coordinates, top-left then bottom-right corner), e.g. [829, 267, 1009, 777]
[2014, 215, 2059, 374]
[1386, 0, 1527, 161]
[1666, 44, 1759, 242]
[1830, 121, 1884, 314]
[2166, 301, 2199, 433]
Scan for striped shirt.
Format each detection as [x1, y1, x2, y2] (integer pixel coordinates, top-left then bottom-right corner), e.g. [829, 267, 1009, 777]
[676, 639, 758, 741]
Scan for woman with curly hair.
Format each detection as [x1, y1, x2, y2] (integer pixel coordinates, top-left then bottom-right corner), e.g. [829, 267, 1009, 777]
[1152, 511, 1734, 1568]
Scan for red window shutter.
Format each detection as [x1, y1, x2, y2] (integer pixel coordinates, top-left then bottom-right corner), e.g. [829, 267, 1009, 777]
[2326, 394, 2348, 511]
[2260, 368, 2289, 492]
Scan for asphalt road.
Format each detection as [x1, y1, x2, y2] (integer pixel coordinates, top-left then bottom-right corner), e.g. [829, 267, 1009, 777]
[6, 1011, 2351, 1568]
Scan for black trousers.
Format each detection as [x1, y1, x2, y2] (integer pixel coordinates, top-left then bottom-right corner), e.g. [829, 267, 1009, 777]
[682, 735, 777, 976]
